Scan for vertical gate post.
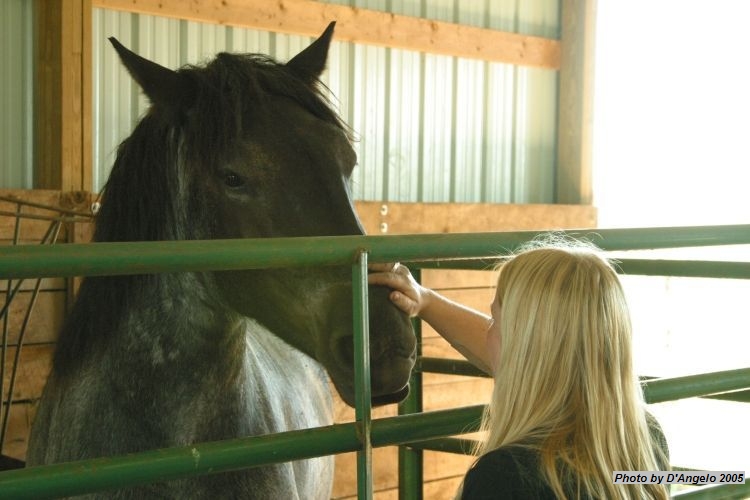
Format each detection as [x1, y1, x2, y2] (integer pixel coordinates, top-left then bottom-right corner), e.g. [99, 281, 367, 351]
[353, 250, 373, 499]
[398, 268, 424, 500]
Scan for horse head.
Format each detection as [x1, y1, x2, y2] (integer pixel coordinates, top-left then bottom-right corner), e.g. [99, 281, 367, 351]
[106, 23, 416, 407]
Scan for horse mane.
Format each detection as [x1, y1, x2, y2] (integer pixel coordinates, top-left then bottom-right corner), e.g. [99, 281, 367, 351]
[95, 51, 348, 243]
[55, 51, 348, 374]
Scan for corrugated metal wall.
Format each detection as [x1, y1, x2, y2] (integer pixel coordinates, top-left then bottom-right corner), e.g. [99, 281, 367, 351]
[0, 0, 34, 189]
[2, 0, 560, 203]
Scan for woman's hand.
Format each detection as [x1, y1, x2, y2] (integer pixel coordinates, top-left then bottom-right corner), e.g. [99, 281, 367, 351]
[369, 262, 495, 374]
[368, 262, 431, 317]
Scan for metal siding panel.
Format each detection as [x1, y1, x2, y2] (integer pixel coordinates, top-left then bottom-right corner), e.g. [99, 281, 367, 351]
[91, 1, 560, 201]
[424, 0, 457, 22]
[521, 67, 557, 203]
[273, 33, 313, 63]
[454, 58, 485, 203]
[512, 68, 530, 203]
[420, 53, 453, 202]
[323, 39, 354, 128]
[184, 20, 229, 65]
[414, 0, 453, 202]
[136, 16, 182, 71]
[519, 0, 561, 38]
[227, 27, 272, 54]
[511, 67, 557, 204]
[93, 8, 138, 190]
[484, 0, 520, 203]
[483, 62, 516, 203]
[457, 0, 488, 26]
[487, 0, 522, 31]
[0, 0, 33, 188]
[135, 16, 182, 121]
[454, 0, 488, 203]
[351, 43, 387, 201]
[386, 48, 421, 202]
[512, 0, 559, 203]
[348, 0, 387, 201]
[383, 2, 422, 202]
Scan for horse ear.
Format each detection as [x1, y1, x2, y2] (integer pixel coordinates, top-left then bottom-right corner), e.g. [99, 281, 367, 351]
[109, 37, 196, 119]
[286, 22, 336, 83]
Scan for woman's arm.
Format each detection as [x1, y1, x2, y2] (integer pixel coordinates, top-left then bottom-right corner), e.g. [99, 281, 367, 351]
[368, 263, 494, 374]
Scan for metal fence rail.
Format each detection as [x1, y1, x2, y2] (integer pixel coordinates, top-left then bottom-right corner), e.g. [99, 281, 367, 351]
[0, 224, 748, 499]
[0, 405, 486, 499]
[0, 368, 747, 499]
[2, 224, 749, 279]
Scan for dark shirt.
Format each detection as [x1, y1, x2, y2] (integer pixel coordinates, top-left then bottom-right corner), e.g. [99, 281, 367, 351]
[461, 445, 564, 499]
[461, 415, 669, 499]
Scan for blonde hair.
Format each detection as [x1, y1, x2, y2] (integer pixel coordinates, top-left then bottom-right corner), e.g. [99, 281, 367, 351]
[469, 237, 668, 499]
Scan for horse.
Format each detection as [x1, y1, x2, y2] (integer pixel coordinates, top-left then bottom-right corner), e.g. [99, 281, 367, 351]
[26, 22, 416, 499]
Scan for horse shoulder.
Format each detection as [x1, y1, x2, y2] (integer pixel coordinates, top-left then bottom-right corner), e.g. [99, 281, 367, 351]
[241, 319, 334, 498]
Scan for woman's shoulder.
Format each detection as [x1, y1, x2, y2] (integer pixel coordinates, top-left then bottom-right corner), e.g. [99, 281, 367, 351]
[461, 446, 557, 500]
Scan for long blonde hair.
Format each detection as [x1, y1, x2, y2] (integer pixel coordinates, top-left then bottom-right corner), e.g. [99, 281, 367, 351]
[471, 239, 668, 499]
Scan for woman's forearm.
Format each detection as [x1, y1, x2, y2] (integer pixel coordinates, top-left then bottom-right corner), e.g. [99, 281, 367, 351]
[419, 289, 494, 374]
[368, 262, 495, 374]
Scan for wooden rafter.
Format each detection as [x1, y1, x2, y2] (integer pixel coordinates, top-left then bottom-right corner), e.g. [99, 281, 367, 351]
[93, 0, 561, 69]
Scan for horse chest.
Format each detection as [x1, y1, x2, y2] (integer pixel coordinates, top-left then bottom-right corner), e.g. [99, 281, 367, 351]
[233, 320, 335, 498]
[151, 319, 335, 498]
[240, 320, 333, 432]
[29, 316, 335, 499]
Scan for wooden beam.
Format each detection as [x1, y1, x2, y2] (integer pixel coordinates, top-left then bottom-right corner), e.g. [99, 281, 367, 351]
[33, 0, 92, 192]
[93, 0, 560, 69]
[80, 1, 94, 192]
[33, 1, 61, 189]
[354, 202, 597, 236]
[556, 0, 597, 204]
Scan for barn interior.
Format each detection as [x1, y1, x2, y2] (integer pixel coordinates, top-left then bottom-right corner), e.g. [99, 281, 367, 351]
[0, 1, 748, 498]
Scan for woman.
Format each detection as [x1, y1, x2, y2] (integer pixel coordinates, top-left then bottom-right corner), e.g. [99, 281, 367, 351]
[369, 237, 669, 499]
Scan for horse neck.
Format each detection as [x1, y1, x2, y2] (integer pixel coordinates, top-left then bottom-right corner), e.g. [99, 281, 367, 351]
[53, 270, 235, 378]
[111, 278, 335, 436]
[117, 272, 235, 359]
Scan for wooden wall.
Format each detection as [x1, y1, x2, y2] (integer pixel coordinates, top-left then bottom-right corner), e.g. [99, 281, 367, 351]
[0, 190, 92, 459]
[1, 190, 596, 498]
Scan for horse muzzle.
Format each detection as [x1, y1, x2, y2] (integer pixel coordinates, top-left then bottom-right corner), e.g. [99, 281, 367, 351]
[322, 285, 417, 408]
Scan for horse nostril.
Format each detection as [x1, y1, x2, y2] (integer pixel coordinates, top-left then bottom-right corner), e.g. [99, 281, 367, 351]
[323, 282, 415, 405]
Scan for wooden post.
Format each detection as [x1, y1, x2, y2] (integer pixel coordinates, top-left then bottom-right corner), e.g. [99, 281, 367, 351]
[34, 0, 92, 192]
[557, 0, 597, 205]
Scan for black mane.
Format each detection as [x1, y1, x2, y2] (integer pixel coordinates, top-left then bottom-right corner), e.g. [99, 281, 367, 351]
[96, 52, 347, 244]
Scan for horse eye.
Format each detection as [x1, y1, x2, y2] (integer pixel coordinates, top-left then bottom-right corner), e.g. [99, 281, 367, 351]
[223, 172, 245, 188]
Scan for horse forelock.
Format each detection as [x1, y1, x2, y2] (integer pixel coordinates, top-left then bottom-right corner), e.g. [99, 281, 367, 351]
[98, 49, 351, 246]
[179, 52, 351, 167]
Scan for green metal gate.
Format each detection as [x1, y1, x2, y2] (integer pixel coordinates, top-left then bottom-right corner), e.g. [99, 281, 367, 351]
[0, 225, 748, 499]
